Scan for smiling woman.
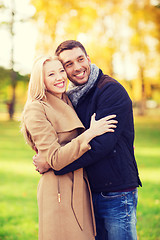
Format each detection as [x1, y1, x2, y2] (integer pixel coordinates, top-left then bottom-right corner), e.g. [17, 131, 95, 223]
[43, 58, 67, 99]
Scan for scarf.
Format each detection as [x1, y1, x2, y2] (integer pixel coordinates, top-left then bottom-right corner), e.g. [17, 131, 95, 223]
[67, 64, 100, 107]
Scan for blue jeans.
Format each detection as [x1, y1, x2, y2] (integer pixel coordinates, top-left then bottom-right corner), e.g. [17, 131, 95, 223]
[92, 188, 138, 240]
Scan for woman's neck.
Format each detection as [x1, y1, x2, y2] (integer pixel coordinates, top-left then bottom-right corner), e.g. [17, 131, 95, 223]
[47, 90, 63, 99]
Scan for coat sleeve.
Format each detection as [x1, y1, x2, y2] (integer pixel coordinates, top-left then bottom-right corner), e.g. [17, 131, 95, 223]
[24, 101, 91, 171]
[54, 82, 134, 175]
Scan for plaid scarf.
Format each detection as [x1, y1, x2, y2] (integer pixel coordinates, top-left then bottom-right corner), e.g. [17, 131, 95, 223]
[67, 64, 99, 107]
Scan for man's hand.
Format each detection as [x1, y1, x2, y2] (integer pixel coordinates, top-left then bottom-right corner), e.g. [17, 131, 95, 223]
[33, 153, 51, 174]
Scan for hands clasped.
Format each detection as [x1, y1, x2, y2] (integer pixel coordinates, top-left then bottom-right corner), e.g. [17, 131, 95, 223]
[33, 153, 51, 174]
[32, 114, 118, 175]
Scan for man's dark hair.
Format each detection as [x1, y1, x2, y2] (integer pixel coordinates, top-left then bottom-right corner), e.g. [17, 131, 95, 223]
[55, 40, 87, 56]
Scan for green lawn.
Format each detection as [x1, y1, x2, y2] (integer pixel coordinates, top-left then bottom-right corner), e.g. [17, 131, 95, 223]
[0, 120, 40, 240]
[134, 117, 160, 240]
[0, 116, 160, 240]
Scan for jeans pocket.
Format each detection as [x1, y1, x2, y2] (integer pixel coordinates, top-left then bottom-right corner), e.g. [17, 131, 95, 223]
[101, 191, 125, 199]
[132, 189, 138, 208]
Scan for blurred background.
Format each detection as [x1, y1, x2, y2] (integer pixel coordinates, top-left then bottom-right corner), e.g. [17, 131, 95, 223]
[0, 0, 160, 239]
[0, 0, 160, 119]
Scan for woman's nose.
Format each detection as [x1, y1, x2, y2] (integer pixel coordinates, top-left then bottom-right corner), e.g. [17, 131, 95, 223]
[55, 73, 63, 80]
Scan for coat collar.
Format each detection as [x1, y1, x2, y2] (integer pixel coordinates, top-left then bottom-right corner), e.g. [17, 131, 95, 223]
[43, 91, 85, 132]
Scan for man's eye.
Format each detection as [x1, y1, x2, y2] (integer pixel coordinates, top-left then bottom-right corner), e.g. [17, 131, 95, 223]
[66, 63, 72, 68]
[79, 58, 84, 62]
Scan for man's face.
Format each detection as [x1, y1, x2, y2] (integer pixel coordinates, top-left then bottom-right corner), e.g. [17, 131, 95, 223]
[58, 47, 91, 86]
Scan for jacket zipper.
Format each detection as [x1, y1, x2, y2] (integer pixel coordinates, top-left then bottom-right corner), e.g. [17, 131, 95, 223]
[57, 177, 61, 203]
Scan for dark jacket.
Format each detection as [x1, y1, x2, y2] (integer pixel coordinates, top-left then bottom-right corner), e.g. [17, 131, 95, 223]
[55, 70, 142, 192]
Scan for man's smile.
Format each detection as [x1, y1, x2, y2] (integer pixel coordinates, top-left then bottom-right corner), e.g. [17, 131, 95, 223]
[74, 71, 85, 79]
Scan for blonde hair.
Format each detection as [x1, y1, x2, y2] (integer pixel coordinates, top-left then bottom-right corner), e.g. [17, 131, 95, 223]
[27, 55, 59, 102]
[21, 55, 59, 149]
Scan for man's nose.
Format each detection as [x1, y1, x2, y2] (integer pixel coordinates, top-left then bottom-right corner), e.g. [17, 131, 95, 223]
[74, 61, 82, 71]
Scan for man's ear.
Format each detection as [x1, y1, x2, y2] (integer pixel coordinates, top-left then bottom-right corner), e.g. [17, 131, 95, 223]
[87, 55, 91, 64]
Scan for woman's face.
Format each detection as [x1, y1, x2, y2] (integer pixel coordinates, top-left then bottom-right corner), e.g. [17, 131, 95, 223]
[44, 59, 67, 98]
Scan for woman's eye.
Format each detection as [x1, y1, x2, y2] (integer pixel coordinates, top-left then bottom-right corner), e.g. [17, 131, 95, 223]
[49, 73, 54, 76]
[60, 69, 65, 73]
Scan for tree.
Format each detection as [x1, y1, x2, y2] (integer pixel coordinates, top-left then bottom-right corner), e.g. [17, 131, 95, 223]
[0, 66, 29, 118]
[31, 0, 99, 52]
[31, 0, 123, 76]
[0, 0, 17, 119]
[0, 0, 34, 119]
[128, 0, 160, 115]
[31, 0, 160, 115]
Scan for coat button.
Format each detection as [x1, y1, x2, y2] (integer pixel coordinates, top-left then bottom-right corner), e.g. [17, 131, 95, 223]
[113, 149, 116, 153]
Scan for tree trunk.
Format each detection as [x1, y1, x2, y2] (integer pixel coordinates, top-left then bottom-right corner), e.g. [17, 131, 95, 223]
[139, 66, 146, 115]
[9, 70, 17, 119]
[8, 0, 16, 120]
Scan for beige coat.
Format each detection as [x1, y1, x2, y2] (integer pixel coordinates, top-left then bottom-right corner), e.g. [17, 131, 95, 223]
[23, 91, 96, 240]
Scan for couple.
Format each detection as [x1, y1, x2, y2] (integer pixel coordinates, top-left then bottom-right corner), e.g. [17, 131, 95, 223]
[22, 40, 142, 240]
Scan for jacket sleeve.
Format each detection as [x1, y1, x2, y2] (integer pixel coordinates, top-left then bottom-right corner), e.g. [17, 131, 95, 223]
[24, 101, 91, 171]
[54, 82, 133, 175]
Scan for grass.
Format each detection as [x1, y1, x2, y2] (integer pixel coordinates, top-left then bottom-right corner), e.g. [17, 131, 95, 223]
[0, 120, 40, 240]
[134, 116, 160, 240]
[0, 116, 160, 239]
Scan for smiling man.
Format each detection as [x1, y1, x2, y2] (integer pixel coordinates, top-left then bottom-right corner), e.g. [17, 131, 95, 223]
[33, 40, 142, 240]
[58, 46, 91, 85]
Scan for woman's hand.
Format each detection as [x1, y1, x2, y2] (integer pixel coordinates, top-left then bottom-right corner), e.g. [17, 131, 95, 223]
[33, 153, 51, 174]
[83, 114, 117, 143]
[90, 113, 117, 137]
